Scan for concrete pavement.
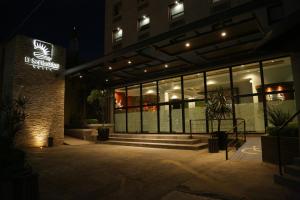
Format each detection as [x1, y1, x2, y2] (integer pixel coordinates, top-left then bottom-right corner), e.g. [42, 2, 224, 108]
[26, 142, 298, 200]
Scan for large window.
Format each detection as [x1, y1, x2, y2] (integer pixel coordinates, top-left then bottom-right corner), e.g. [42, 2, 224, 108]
[169, 1, 184, 20]
[113, 57, 296, 134]
[159, 77, 182, 103]
[113, 27, 123, 43]
[263, 57, 297, 126]
[138, 15, 150, 31]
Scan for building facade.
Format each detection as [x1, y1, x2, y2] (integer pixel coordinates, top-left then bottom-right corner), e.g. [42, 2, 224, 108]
[0, 35, 66, 147]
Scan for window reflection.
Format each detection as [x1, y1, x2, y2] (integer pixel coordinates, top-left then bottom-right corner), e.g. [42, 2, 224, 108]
[115, 88, 126, 108]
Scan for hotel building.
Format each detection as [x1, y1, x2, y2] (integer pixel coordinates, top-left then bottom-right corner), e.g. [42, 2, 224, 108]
[65, 0, 300, 137]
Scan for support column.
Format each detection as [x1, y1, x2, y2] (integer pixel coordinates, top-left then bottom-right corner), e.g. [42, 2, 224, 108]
[291, 52, 300, 155]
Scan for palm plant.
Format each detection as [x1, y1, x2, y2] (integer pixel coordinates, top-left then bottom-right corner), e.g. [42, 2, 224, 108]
[87, 89, 108, 124]
[267, 106, 290, 127]
[206, 87, 232, 134]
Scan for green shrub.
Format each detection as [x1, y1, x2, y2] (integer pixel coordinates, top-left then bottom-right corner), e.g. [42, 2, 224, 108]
[267, 123, 299, 137]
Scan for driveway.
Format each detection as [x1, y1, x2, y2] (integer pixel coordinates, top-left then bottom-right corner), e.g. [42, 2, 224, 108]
[26, 143, 297, 200]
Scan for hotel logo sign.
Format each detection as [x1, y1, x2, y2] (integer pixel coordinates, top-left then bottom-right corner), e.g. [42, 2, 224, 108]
[24, 39, 60, 71]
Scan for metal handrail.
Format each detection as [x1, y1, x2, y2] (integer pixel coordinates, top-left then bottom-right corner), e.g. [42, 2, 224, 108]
[225, 120, 247, 160]
[276, 110, 300, 176]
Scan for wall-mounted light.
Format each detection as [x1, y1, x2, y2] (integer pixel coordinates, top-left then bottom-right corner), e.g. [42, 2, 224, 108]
[221, 31, 227, 38]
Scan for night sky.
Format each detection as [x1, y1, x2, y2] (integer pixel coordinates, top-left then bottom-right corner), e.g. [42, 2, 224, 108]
[0, 0, 105, 61]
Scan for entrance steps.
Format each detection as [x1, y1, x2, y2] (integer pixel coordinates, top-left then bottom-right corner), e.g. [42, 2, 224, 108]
[274, 157, 300, 190]
[102, 134, 208, 150]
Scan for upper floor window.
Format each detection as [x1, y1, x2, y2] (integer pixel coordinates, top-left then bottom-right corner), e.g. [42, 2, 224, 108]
[113, 27, 123, 43]
[169, 1, 184, 20]
[113, 2, 122, 17]
[138, 15, 150, 31]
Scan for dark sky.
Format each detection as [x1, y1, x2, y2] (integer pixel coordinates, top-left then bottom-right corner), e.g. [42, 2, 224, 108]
[0, 0, 105, 61]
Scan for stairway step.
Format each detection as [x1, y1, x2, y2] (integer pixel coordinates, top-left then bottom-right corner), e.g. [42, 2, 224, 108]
[109, 137, 201, 144]
[285, 165, 300, 177]
[101, 140, 208, 150]
[110, 133, 204, 140]
[274, 174, 300, 190]
[293, 157, 300, 166]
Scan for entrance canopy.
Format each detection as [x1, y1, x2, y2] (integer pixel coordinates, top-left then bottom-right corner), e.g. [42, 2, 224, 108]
[64, 0, 298, 88]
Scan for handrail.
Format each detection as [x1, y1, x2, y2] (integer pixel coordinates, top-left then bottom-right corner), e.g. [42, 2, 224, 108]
[225, 120, 246, 160]
[276, 110, 300, 176]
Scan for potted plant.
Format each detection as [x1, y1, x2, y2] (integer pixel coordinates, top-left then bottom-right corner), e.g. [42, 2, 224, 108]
[87, 89, 110, 141]
[261, 106, 299, 164]
[206, 87, 232, 151]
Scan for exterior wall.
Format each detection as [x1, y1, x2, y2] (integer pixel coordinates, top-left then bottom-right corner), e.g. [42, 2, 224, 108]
[2, 35, 65, 147]
[105, 0, 253, 54]
[104, 0, 300, 54]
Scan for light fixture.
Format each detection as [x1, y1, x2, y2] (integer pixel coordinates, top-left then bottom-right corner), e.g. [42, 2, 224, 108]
[173, 86, 180, 90]
[175, 1, 179, 4]
[128, 60, 132, 64]
[144, 69, 147, 73]
[249, 79, 253, 83]
[108, 66, 112, 70]
[164, 64, 169, 68]
[146, 89, 154, 94]
[105, 79, 109, 82]
[79, 75, 83, 79]
[185, 42, 191, 47]
[171, 95, 178, 99]
[221, 31, 227, 37]
[207, 80, 216, 85]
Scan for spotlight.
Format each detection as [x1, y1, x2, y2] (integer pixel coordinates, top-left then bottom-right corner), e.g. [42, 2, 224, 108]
[221, 31, 227, 37]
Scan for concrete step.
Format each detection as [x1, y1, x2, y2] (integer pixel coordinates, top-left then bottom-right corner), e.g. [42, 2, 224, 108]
[293, 157, 300, 166]
[110, 133, 205, 140]
[102, 140, 208, 150]
[109, 137, 202, 144]
[274, 174, 300, 190]
[285, 165, 300, 177]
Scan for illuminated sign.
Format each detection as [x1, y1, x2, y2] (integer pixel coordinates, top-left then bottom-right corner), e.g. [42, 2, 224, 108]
[24, 39, 60, 71]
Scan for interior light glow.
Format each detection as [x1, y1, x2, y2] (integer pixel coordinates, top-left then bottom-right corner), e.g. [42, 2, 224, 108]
[128, 60, 132, 64]
[146, 89, 155, 94]
[249, 79, 253, 83]
[185, 42, 191, 47]
[164, 64, 169, 68]
[108, 66, 112, 70]
[207, 80, 216, 85]
[173, 86, 180, 90]
[79, 75, 83, 79]
[144, 69, 147, 73]
[171, 95, 178, 99]
[105, 79, 109, 82]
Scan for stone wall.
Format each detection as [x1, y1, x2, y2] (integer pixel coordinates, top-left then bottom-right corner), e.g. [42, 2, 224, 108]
[2, 35, 65, 147]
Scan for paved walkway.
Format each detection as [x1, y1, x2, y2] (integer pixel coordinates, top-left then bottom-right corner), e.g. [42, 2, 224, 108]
[230, 137, 262, 161]
[25, 143, 298, 200]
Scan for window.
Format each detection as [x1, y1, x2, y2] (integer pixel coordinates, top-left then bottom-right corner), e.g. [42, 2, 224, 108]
[112, 27, 123, 43]
[113, 2, 122, 17]
[138, 15, 150, 31]
[158, 77, 182, 103]
[169, 1, 184, 20]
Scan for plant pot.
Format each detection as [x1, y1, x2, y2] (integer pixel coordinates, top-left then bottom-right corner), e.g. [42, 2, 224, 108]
[217, 131, 228, 150]
[48, 137, 54, 147]
[208, 138, 219, 153]
[97, 128, 109, 141]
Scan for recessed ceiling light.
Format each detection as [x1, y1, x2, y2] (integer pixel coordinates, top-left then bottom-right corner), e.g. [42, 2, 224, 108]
[79, 75, 83, 79]
[128, 60, 132, 64]
[164, 64, 169, 68]
[144, 69, 147, 73]
[185, 42, 191, 47]
[108, 66, 112, 70]
[221, 31, 227, 37]
[241, 65, 245, 67]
